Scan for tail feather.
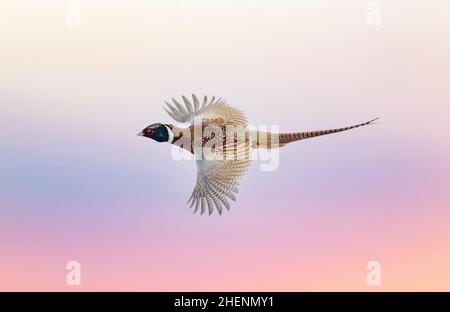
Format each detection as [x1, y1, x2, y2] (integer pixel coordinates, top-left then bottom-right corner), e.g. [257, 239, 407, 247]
[253, 118, 379, 148]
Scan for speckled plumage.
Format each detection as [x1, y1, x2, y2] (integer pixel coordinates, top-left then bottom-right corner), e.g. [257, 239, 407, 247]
[142, 94, 378, 215]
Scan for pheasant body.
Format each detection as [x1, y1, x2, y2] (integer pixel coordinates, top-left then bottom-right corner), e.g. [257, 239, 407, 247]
[139, 95, 378, 215]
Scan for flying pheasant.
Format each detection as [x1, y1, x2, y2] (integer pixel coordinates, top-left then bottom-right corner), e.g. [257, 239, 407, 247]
[138, 95, 377, 215]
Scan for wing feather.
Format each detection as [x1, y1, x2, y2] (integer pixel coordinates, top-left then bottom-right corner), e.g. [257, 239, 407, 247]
[192, 94, 200, 111]
[182, 95, 193, 115]
[187, 157, 251, 215]
[163, 95, 247, 127]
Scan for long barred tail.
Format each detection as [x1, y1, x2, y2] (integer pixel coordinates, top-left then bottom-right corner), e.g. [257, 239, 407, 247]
[253, 118, 379, 148]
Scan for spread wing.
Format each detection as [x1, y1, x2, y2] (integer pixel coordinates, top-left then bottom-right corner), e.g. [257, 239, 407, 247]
[187, 126, 253, 215]
[187, 158, 252, 215]
[163, 94, 247, 127]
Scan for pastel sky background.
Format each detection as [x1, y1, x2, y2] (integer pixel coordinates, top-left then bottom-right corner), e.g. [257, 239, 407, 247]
[1, 0, 449, 291]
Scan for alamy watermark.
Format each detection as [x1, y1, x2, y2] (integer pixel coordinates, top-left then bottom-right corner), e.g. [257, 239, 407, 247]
[66, 260, 81, 286]
[66, 1, 81, 27]
[366, 1, 381, 26]
[366, 261, 381, 286]
[168, 118, 280, 172]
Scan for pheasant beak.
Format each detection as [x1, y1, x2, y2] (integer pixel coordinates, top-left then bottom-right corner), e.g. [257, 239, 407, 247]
[137, 131, 144, 136]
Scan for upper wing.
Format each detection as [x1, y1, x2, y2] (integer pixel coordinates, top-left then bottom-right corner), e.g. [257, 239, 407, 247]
[163, 94, 247, 127]
[187, 158, 252, 215]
